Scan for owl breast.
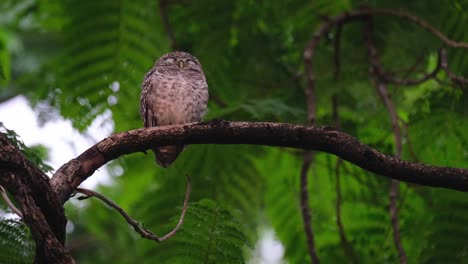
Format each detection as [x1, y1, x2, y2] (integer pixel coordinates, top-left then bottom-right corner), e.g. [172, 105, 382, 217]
[152, 71, 208, 126]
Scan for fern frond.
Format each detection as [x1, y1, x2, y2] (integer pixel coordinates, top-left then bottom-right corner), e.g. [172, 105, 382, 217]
[41, 0, 169, 131]
[136, 199, 250, 264]
[0, 218, 35, 264]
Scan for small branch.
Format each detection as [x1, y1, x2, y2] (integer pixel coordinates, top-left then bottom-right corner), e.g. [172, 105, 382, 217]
[76, 176, 191, 242]
[378, 51, 443, 86]
[333, 23, 343, 81]
[0, 185, 23, 217]
[389, 179, 405, 263]
[400, 52, 428, 79]
[300, 151, 320, 264]
[158, 0, 177, 51]
[440, 49, 468, 86]
[303, 7, 468, 103]
[365, 18, 407, 264]
[400, 120, 419, 162]
[360, 8, 468, 48]
[332, 96, 359, 263]
[303, 9, 321, 261]
[335, 160, 360, 263]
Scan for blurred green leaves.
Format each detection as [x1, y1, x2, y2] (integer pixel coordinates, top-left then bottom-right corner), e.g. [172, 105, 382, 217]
[0, 218, 35, 264]
[0, 0, 467, 263]
[0, 122, 52, 173]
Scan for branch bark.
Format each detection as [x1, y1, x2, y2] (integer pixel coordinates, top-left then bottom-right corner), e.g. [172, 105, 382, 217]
[48, 121, 468, 202]
[3, 120, 468, 263]
[0, 134, 72, 263]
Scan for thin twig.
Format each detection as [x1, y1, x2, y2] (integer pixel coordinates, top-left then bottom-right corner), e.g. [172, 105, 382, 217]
[400, 52, 429, 79]
[158, 0, 177, 51]
[335, 160, 360, 263]
[76, 176, 191, 242]
[333, 23, 343, 81]
[0, 185, 23, 217]
[300, 151, 320, 264]
[440, 48, 468, 86]
[332, 96, 359, 263]
[400, 119, 419, 162]
[379, 51, 443, 86]
[302, 13, 321, 261]
[365, 18, 407, 264]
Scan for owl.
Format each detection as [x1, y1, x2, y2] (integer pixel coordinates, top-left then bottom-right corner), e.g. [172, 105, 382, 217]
[140, 51, 209, 167]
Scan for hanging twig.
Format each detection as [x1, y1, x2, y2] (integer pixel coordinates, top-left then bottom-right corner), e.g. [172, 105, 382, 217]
[400, 119, 419, 162]
[332, 95, 359, 264]
[333, 23, 343, 81]
[158, 0, 177, 51]
[302, 9, 322, 260]
[300, 151, 320, 264]
[440, 48, 468, 86]
[0, 185, 23, 218]
[364, 17, 407, 264]
[76, 176, 191, 242]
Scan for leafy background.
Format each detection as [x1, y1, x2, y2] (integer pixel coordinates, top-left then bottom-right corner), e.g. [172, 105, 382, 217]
[0, 0, 467, 263]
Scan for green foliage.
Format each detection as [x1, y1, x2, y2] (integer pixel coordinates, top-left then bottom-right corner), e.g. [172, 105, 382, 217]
[0, 29, 9, 82]
[0, 0, 467, 263]
[143, 199, 250, 264]
[0, 122, 53, 173]
[0, 218, 35, 264]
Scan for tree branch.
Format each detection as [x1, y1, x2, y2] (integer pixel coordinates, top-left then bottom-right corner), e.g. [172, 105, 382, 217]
[75, 176, 190, 242]
[49, 121, 468, 204]
[0, 133, 71, 263]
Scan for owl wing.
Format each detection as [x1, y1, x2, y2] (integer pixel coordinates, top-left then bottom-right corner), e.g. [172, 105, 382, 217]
[140, 69, 159, 127]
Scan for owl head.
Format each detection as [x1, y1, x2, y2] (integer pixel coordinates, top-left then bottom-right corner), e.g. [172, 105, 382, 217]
[154, 51, 203, 73]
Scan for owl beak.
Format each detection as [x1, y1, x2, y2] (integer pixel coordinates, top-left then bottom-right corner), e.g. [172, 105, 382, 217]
[177, 60, 185, 69]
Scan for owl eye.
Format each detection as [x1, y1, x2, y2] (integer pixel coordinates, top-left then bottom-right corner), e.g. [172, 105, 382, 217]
[164, 57, 176, 63]
[186, 59, 197, 66]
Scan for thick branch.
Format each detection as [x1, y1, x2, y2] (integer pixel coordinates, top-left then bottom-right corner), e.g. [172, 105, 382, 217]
[0, 172, 73, 264]
[51, 121, 468, 203]
[0, 133, 71, 263]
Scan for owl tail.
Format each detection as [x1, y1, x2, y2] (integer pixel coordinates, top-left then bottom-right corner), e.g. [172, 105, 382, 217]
[153, 145, 184, 168]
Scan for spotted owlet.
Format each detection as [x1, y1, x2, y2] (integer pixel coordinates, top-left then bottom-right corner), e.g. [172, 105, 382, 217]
[140, 51, 209, 167]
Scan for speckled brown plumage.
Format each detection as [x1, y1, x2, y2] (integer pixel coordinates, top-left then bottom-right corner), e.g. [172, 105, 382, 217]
[140, 51, 208, 167]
